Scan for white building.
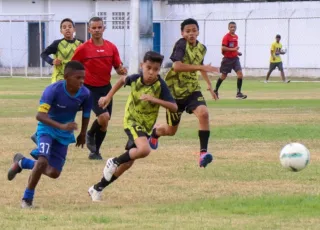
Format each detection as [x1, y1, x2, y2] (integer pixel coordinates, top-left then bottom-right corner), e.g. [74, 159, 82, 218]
[0, 0, 319, 77]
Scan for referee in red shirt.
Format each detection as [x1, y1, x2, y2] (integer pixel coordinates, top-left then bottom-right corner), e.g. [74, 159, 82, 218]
[214, 21, 247, 100]
[72, 17, 127, 160]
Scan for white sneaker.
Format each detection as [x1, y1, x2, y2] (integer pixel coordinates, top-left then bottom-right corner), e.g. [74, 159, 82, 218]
[103, 158, 117, 181]
[264, 80, 268, 83]
[88, 186, 102, 202]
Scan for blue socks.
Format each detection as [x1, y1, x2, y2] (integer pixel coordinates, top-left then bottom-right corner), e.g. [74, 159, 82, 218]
[23, 188, 34, 200]
[20, 158, 35, 170]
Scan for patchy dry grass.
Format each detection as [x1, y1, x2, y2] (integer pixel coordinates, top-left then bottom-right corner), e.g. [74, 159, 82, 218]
[0, 78, 319, 229]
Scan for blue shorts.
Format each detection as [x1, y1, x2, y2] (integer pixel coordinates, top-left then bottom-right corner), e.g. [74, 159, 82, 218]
[36, 134, 68, 172]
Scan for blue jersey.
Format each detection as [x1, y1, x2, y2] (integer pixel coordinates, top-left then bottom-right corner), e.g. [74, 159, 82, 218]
[37, 81, 92, 145]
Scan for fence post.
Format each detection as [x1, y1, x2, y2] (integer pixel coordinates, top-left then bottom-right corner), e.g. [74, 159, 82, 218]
[203, 12, 212, 46]
[9, 16, 13, 77]
[287, 10, 295, 76]
[244, 10, 253, 70]
[24, 15, 28, 77]
[39, 16, 43, 78]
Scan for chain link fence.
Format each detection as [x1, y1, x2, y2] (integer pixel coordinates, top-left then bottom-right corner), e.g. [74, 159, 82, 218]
[0, 8, 319, 77]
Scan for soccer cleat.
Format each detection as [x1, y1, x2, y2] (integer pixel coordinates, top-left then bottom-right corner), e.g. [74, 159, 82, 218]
[199, 152, 213, 168]
[30, 133, 37, 145]
[88, 152, 103, 160]
[30, 148, 39, 160]
[236, 92, 247, 100]
[8, 153, 24, 181]
[88, 186, 102, 202]
[21, 199, 33, 209]
[284, 80, 291, 83]
[264, 80, 268, 83]
[86, 132, 96, 153]
[103, 158, 118, 181]
[214, 90, 219, 99]
[148, 136, 158, 150]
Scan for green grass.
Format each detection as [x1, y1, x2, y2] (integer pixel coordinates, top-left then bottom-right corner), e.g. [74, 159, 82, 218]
[0, 77, 320, 229]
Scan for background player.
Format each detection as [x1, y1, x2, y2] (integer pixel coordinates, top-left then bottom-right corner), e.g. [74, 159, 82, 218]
[214, 21, 247, 99]
[148, 18, 218, 168]
[265, 34, 290, 83]
[88, 51, 177, 201]
[7, 61, 92, 208]
[72, 17, 127, 160]
[41, 18, 82, 83]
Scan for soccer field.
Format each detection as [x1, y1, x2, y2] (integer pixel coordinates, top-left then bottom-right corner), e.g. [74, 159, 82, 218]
[0, 77, 320, 230]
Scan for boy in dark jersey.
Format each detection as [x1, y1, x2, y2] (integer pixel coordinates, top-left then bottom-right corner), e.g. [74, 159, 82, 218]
[7, 61, 92, 208]
[214, 21, 247, 99]
[30, 18, 83, 150]
[148, 18, 218, 168]
[72, 17, 127, 160]
[41, 18, 82, 83]
[88, 51, 177, 201]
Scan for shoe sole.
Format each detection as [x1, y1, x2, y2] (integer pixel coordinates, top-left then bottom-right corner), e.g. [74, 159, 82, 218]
[200, 154, 213, 168]
[8, 163, 20, 180]
[236, 96, 247, 100]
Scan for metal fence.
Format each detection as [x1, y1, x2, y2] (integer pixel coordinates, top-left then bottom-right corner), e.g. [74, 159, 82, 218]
[0, 8, 320, 77]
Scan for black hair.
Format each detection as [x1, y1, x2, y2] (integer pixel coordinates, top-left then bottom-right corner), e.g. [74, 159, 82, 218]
[229, 21, 236, 26]
[276, 34, 281, 38]
[64, 61, 85, 75]
[88, 16, 104, 26]
[60, 18, 75, 28]
[143, 51, 164, 65]
[181, 18, 199, 31]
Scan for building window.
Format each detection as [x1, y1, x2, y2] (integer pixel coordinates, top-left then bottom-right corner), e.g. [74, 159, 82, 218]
[112, 12, 130, 30]
[97, 12, 107, 28]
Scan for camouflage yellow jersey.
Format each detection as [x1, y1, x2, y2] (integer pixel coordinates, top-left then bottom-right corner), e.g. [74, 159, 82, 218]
[123, 74, 175, 139]
[165, 38, 207, 100]
[41, 38, 83, 83]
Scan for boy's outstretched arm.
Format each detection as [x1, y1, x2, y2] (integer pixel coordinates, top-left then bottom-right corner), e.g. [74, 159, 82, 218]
[36, 112, 77, 131]
[140, 95, 178, 112]
[98, 75, 127, 109]
[173, 61, 219, 73]
[76, 94, 92, 148]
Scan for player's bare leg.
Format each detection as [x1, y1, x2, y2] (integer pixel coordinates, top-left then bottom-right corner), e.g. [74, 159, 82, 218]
[193, 105, 213, 168]
[266, 69, 273, 82]
[236, 71, 247, 99]
[281, 70, 290, 83]
[149, 124, 179, 149]
[89, 160, 134, 201]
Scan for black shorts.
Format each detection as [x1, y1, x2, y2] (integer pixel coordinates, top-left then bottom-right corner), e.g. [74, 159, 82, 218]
[84, 84, 112, 117]
[124, 126, 149, 150]
[166, 91, 206, 127]
[220, 57, 242, 74]
[269, 62, 283, 71]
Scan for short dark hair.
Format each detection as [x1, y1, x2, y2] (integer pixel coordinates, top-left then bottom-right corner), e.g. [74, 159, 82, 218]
[181, 18, 199, 31]
[88, 17, 103, 25]
[276, 34, 281, 38]
[143, 51, 164, 65]
[229, 21, 236, 26]
[64, 61, 85, 75]
[60, 18, 74, 28]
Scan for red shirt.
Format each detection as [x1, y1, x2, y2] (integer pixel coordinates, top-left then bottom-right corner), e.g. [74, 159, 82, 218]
[72, 39, 122, 87]
[222, 33, 238, 58]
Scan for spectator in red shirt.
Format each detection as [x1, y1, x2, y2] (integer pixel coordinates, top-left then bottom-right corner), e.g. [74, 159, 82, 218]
[214, 21, 247, 99]
[72, 17, 127, 160]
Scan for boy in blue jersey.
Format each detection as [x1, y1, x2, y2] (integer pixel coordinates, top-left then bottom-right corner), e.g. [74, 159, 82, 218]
[7, 61, 92, 208]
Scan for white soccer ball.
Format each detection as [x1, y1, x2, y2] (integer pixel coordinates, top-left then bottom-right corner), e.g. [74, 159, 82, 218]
[281, 48, 287, 54]
[279, 143, 310, 172]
